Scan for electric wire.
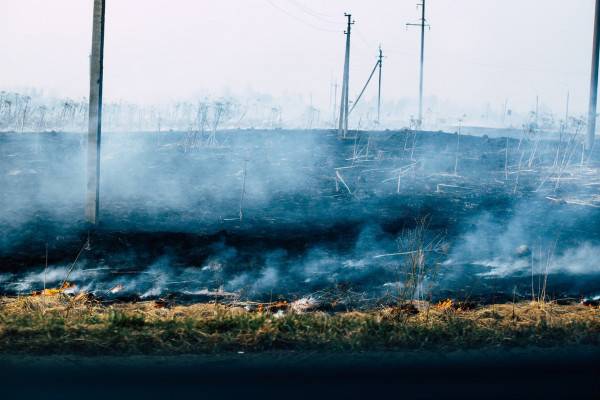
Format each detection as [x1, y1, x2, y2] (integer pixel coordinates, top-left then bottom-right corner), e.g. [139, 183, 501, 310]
[285, 0, 339, 24]
[264, 0, 339, 33]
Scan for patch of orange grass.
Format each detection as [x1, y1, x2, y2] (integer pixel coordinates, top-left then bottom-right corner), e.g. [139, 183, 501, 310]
[436, 299, 453, 311]
[31, 282, 75, 297]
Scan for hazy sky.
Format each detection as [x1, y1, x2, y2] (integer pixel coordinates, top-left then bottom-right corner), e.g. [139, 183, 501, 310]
[0, 0, 596, 117]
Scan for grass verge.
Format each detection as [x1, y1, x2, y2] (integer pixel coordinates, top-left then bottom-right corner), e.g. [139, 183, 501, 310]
[0, 295, 598, 355]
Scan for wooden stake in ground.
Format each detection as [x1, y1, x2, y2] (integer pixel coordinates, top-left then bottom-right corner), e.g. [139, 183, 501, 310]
[239, 160, 247, 222]
[86, 0, 106, 225]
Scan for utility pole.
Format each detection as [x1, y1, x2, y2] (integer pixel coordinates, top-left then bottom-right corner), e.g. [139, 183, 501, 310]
[588, 0, 600, 151]
[348, 53, 381, 116]
[377, 46, 383, 125]
[338, 13, 354, 138]
[407, 0, 428, 129]
[86, 0, 106, 225]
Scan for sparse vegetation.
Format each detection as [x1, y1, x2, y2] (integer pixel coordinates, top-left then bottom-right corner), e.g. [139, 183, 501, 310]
[0, 295, 597, 355]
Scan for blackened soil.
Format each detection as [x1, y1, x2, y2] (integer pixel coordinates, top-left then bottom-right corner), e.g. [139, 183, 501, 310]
[2, 130, 600, 301]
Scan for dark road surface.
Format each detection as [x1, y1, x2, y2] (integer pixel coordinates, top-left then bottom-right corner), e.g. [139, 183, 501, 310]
[1, 346, 598, 399]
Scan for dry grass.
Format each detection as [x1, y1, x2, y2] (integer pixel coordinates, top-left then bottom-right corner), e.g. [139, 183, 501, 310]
[0, 295, 598, 355]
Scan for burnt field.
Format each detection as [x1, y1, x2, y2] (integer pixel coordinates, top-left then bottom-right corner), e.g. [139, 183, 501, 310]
[1, 129, 600, 305]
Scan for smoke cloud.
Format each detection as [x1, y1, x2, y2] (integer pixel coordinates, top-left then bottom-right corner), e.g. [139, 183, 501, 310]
[1, 128, 600, 303]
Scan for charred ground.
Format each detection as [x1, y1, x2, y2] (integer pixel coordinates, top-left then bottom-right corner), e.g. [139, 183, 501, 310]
[1, 129, 600, 304]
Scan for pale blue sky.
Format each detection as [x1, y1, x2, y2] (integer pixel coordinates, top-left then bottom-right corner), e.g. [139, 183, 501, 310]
[0, 0, 596, 117]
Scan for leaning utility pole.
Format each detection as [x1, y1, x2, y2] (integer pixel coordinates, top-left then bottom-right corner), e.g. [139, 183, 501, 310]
[338, 13, 354, 138]
[348, 53, 381, 116]
[377, 46, 383, 125]
[86, 0, 106, 225]
[407, 0, 428, 129]
[587, 0, 600, 151]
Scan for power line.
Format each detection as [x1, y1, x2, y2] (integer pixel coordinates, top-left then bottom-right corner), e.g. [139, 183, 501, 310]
[352, 26, 376, 50]
[285, 0, 338, 24]
[264, 0, 339, 33]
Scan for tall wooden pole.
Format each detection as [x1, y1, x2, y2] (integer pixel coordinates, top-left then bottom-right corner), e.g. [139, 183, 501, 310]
[587, 0, 600, 151]
[407, 1, 428, 130]
[377, 46, 383, 125]
[418, 0, 426, 129]
[86, 0, 106, 225]
[338, 13, 353, 138]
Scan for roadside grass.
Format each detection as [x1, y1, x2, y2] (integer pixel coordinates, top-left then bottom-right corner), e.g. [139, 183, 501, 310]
[0, 295, 598, 355]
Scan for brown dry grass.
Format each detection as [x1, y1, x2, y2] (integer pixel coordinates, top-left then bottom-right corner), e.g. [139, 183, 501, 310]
[0, 295, 598, 355]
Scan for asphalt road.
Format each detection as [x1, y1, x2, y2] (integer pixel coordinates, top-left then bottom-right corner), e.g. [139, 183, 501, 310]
[1, 346, 598, 400]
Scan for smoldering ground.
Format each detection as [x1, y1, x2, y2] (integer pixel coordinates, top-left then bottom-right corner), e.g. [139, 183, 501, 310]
[1, 129, 600, 303]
